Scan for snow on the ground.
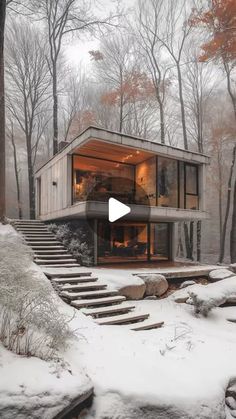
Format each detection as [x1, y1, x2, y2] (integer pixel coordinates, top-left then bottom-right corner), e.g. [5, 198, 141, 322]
[63, 296, 236, 419]
[0, 223, 93, 419]
[2, 223, 236, 418]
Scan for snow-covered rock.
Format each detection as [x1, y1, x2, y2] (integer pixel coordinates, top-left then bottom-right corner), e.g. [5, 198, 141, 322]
[188, 276, 236, 316]
[180, 280, 197, 289]
[138, 274, 168, 297]
[230, 264, 236, 274]
[209, 269, 234, 282]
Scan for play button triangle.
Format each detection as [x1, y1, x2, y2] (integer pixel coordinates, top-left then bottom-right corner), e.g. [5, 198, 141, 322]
[108, 198, 131, 223]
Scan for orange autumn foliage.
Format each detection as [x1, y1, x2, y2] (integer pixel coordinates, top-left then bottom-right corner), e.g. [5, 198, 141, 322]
[101, 71, 158, 106]
[191, 0, 236, 62]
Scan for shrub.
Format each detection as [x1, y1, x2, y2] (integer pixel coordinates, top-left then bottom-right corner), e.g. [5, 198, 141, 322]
[48, 221, 94, 266]
[0, 233, 75, 360]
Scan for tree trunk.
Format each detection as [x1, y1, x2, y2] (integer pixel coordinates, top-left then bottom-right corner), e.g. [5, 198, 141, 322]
[177, 63, 188, 150]
[189, 221, 194, 260]
[184, 222, 192, 259]
[219, 144, 236, 263]
[230, 176, 236, 263]
[52, 61, 58, 155]
[196, 220, 201, 262]
[177, 222, 184, 257]
[0, 0, 6, 220]
[155, 89, 165, 144]
[225, 65, 236, 263]
[10, 125, 22, 219]
[26, 136, 35, 219]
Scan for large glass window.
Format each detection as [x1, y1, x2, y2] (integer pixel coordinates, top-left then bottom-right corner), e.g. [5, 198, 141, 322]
[73, 155, 134, 203]
[135, 157, 157, 206]
[157, 157, 178, 208]
[98, 221, 148, 263]
[185, 164, 199, 210]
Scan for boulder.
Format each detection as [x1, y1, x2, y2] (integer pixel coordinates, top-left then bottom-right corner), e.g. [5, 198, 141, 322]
[138, 274, 168, 297]
[209, 268, 235, 282]
[180, 280, 196, 289]
[230, 264, 236, 274]
[119, 283, 146, 300]
[144, 295, 158, 300]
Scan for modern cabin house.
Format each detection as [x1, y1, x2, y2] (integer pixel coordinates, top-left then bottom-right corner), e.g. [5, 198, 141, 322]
[35, 126, 209, 265]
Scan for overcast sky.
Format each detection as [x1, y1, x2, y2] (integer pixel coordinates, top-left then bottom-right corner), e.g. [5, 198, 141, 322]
[65, 0, 135, 69]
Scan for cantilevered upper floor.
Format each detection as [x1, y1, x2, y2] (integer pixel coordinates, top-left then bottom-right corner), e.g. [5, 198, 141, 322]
[35, 126, 210, 222]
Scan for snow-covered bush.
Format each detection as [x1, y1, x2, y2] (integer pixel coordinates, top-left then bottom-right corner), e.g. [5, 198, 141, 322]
[0, 233, 74, 360]
[188, 277, 236, 317]
[48, 221, 93, 266]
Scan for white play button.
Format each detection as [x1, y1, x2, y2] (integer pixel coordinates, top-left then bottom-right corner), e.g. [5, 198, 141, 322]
[108, 198, 131, 222]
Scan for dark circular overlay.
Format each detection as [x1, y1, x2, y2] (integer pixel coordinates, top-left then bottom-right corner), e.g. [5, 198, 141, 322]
[84, 176, 151, 241]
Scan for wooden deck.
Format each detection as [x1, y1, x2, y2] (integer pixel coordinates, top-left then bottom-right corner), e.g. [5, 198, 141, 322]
[97, 261, 227, 280]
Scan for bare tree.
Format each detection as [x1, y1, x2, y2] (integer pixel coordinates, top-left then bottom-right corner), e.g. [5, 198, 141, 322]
[28, 0, 117, 155]
[6, 21, 51, 219]
[0, 0, 6, 220]
[133, 0, 170, 144]
[140, 0, 193, 150]
[8, 122, 22, 219]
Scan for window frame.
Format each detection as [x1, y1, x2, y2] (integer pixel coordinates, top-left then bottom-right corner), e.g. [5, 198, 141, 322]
[184, 163, 199, 210]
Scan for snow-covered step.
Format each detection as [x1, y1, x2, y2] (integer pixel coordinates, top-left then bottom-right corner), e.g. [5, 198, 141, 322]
[37, 258, 77, 265]
[41, 263, 80, 268]
[46, 271, 91, 279]
[26, 240, 62, 245]
[31, 245, 65, 250]
[130, 320, 164, 331]
[60, 282, 107, 292]
[13, 220, 44, 224]
[34, 249, 68, 254]
[71, 295, 126, 309]
[95, 312, 149, 325]
[82, 303, 136, 318]
[24, 234, 55, 238]
[61, 289, 119, 301]
[16, 228, 49, 232]
[52, 276, 96, 284]
[35, 254, 74, 260]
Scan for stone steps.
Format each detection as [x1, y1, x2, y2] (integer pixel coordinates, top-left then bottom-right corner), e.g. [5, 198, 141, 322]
[61, 289, 119, 301]
[36, 258, 78, 265]
[130, 320, 165, 331]
[60, 283, 107, 292]
[95, 312, 150, 325]
[52, 276, 97, 284]
[35, 254, 74, 260]
[81, 303, 136, 318]
[71, 295, 126, 309]
[12, 219, 164, 332]
[47, 271, 91, 279]
[40, 263, 80, 268]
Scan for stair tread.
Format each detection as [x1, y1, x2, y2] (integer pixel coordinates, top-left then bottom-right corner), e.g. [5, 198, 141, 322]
[130, 320, 164, 331]
[36, 257, 76, 262]
[31, 246, 65, 249]
[61, 289, 118, 300]
[52, 276, 96, 284]
[71, 295, 126, 308]
[26, 241, 62, 244]
[35, 254, 73, 259]
[46, 271, 91, 278]
[40, 263, 80, 269]
[60, 283, 107, 291]
[96, 312, 149, 325]
[82, 303, 135, 317]
[35, 255, 74, 262]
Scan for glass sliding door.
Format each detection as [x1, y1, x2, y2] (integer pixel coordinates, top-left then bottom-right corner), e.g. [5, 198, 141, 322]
[150, 223, 170, 261]
[97, 221, 170, 264]
[97, 221, 148, 264]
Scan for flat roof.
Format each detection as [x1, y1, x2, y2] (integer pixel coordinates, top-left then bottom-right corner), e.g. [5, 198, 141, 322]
[36, 126, 210, 174]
